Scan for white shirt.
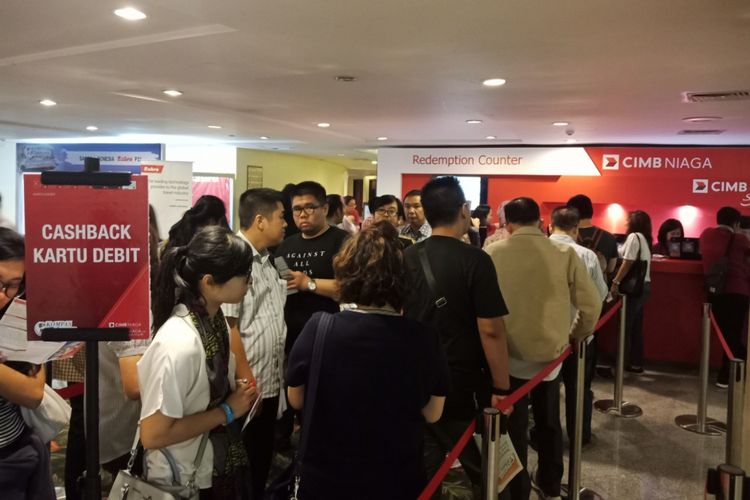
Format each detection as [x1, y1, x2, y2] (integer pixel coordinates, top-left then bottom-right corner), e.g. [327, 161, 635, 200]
[222, 232, 287, 400]
[138, 305, 237, 490]
[550, 233, 609, 345]
[96, 339, 148, 463]
[621, 232, 652, 282]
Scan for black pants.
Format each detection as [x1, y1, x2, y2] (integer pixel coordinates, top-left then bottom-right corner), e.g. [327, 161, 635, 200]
[624, 282, 651, 368]
[711, 293, 749, 383]
[507, 376, 563, 500]
[243, 395, 279, 498]
[423, 416, 483, 498]
[562, 340, 596, 444]
[65, 394, 85, 500]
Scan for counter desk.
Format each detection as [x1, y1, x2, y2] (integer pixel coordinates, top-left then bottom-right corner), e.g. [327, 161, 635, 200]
[597, 258, 724, 368]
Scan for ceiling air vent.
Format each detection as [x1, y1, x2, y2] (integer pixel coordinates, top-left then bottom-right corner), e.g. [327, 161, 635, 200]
[683, 90, 750, 103]
[678, 129, 725, 135]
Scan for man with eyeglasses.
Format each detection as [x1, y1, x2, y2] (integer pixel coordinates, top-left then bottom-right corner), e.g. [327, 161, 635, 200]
[274, 181, 349, 354]
[369, 194, 414, 248]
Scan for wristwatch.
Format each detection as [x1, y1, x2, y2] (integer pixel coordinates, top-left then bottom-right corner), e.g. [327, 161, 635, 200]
[306, 278, 317, 292]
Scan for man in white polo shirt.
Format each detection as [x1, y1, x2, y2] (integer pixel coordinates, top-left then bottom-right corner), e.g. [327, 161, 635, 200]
[223, 188, 288, 499]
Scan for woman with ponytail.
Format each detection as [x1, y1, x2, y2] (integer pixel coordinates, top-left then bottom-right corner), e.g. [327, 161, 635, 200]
[161, 195, 230, 256]
[139, 226, 258, 499]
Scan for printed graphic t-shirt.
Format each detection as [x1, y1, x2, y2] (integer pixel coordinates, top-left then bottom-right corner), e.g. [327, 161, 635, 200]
[275, 225, 349, 352]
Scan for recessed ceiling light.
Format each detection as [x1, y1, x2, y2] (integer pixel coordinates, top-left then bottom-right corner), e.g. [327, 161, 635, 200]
[317, 122, 331, 128]
[552, 121, 569, 127]
[260, 136, 269, 140]
[377, 136, 388, 141]
[337, 154, 346, 157]
[466, 119, 483, 125]
[682, 116, 722, 123]
[114, 7, 147, 21]
[39, 99, 57, 107]
[371, 160, 378, 165]
[86, 126, 99, 131]
[566, 138, 577, 144]
[482, 78, 506, 87]
[486, 135, 497, 140]
[163, 89, 183, 97]
[207, 125, 222, 129]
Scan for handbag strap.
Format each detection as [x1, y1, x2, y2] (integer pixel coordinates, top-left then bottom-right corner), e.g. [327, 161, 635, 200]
[297, 312, 334, 463]
[417, 242, 448, 309]
[128, 425, 209, 489]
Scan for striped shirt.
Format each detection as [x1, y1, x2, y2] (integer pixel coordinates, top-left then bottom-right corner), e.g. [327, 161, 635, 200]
[222, 232, 287, 399]
[400, 221, 432, 243]
[0, 398, 25, 448]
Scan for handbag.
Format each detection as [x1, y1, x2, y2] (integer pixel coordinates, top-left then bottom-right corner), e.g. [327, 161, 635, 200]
[108, 428, 209, 500]
[265, 312, 334, 500]
[20, 384, 71, 443]
[619, 233, 648, 297]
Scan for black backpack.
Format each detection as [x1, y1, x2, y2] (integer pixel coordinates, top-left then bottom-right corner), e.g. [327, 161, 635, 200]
[705, 232, 734, 297]
[577, 227, 608, 274]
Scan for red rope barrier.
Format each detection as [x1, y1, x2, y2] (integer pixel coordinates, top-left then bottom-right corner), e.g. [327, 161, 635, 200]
[709, 310, 735, 360]
[418, 300, 622, 498]
[417, 347, 573, 499]
[54, 383, 84, 400]
[593, 299, 622, 333]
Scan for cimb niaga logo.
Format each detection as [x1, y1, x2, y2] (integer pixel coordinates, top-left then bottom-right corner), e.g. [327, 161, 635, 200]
[602, 154, 619, 170]
[693, 179, 709, 194]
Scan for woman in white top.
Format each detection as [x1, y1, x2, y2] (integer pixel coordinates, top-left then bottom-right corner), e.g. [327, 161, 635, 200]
[610, 210, 653, 374]
[139, 226, 258, 499]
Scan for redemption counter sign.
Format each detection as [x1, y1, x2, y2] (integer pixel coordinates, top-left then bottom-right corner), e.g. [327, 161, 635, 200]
[23, 175, 150, 340]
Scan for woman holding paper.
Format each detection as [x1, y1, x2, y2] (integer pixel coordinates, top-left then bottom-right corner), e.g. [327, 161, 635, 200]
[139, 226, 259, 499]
[0, 227, 55, 500]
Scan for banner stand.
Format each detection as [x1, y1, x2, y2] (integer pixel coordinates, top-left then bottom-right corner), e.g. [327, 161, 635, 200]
[39, 158, 132, 500]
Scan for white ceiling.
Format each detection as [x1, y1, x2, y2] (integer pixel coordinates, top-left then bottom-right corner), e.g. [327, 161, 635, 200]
[1, 0, 749, 161]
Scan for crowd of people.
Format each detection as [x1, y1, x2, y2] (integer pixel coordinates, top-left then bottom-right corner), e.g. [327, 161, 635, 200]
[0, 177, 747, 500]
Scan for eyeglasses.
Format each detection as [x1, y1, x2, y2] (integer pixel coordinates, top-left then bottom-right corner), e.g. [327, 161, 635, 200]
[375, 208, 399, 217]
[291, 204, 321, 216]
[0, 280, 22, 299]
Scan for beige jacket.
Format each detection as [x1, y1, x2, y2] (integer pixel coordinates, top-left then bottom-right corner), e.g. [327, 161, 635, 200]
[485, 226, 602, 362]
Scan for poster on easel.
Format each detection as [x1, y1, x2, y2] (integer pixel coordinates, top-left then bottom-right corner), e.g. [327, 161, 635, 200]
[23, 174, 150, 340]
[141, 160, 193, 240]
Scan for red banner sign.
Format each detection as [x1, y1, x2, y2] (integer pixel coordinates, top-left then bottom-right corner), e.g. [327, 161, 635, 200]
[24, 174, 150, 340]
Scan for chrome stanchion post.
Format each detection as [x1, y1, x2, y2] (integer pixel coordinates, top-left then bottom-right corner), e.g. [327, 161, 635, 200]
[717, 464, 745, 499]
[562, 339, 603, 500]
[594, 296, 642, 417]
[481, 408, 501, 500]
[675, 303, 726, 435]
[726, 359, 745, 466]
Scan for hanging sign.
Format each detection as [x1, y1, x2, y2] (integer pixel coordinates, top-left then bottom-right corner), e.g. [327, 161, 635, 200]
[23, 174, 150, 340]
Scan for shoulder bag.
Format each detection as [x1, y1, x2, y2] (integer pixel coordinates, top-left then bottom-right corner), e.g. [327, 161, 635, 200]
[108, 429, 209, 500]
[265, 312, 333, 500]
[20, 384, 71, 443]
[618, 233, 648, 297]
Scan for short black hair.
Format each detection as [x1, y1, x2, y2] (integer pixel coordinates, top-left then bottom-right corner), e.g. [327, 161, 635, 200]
[717, 206, 741, 227]
[504, 197, 540, 225]
[238, 188, 285, 229]
[292, 181, 327, 205]
[567, 194, 594, 219]
[404, 189, 422, 200]
[326, 194, 343, 218]
[421, 176, 466, 227]
[551, 206, 580, 232]
[0, 227, 24, 261]
[368, 194, 399, 214]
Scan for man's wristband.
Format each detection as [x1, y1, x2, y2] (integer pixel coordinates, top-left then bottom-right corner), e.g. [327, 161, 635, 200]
[491, 387, 512, 396]
[220, 403, 235, 425]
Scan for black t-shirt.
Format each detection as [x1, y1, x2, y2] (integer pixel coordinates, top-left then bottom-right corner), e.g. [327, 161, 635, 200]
[402, 236, 508, 418]
[578, 226, 618, 264]
[286, 311, 449, 499]
[275, 226, 349, 351]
